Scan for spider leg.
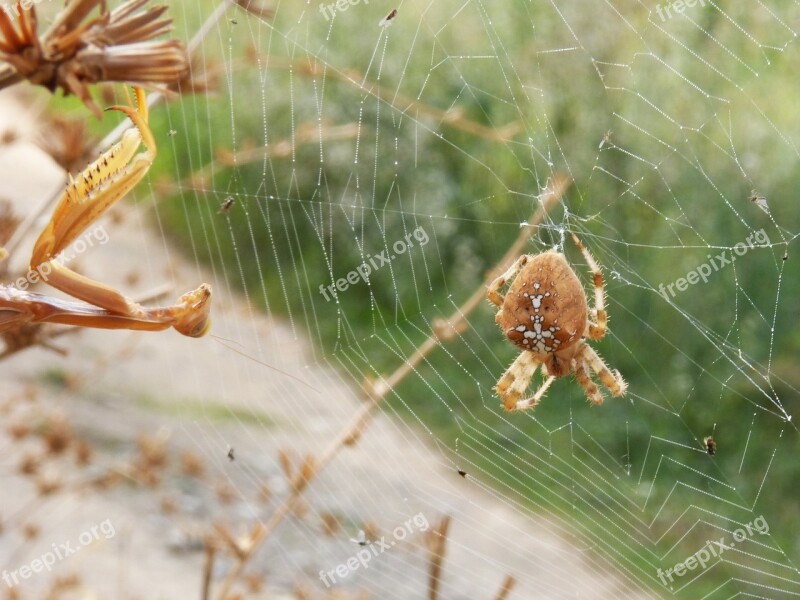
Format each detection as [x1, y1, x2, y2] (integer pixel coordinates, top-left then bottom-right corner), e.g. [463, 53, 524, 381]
[487, 255, 529, 307]
[571, 233, 606, 340]
[513, 374, 556, 412]
[574, 358, 604, 405]
[577, 343, 627, 399]
[496, 350, 553, 411]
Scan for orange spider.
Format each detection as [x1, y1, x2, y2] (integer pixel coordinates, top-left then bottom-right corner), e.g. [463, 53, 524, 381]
[488, 234, 626, 411]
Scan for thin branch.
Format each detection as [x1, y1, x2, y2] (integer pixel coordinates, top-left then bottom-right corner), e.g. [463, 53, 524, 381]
[242, 52, 523, 142]
[427, 515, 451, 600]
[201, 541, 216, 600]
[492, 575, 516, 600]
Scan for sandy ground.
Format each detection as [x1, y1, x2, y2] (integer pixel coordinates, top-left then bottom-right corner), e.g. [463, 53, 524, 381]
[0, 89, 654, 599]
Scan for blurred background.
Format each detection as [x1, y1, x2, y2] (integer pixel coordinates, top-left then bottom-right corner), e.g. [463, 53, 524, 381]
[1, 0, 798, 598]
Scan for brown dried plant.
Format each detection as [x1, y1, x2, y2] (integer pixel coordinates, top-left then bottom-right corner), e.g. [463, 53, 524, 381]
[0, 198, 19, 244]
[425, 515, 451, 600]
[0, 0, 189, 117]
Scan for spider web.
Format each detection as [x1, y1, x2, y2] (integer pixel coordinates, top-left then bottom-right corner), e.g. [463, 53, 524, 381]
[150, 0, 800, 597]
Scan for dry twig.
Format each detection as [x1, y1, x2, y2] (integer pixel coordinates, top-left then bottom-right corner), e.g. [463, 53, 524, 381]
[493, 575, 517, 600]
[426, 515, 451, 600]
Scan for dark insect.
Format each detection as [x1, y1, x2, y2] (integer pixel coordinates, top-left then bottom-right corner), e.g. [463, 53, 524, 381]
[749, 190, 769, 214]
[218, 196, 235, 214]
[379, 9, 397, 27]
[598, 129, 612, 149]
[457, 468, 467, 478]
[350, 530, 367, 546]
[227, 446, 235, 461]
[704, 436, 716, 456]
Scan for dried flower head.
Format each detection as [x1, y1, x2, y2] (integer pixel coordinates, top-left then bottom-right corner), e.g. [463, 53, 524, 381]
[42, 414, 72, 454]
[180, 450, 205, 478]
[0, 0, 189, 117]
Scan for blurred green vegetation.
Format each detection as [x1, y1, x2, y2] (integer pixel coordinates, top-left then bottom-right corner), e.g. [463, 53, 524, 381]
[146, 1, 800, 596]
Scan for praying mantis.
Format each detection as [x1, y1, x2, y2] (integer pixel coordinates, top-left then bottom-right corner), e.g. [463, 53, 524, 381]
[0, 87, 212, 344]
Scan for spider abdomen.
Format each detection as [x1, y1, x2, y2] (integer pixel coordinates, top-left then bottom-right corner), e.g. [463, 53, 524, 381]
[496, 252, 587, 356]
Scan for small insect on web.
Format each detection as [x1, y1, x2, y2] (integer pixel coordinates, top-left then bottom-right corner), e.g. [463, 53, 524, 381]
[350, 529, 368, 546]
[218, 196, 235, 214]
[749, 190, 769, 214]
[378, 9, 397, 27]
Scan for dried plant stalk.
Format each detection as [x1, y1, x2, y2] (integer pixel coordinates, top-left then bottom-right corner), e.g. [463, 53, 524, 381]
[240, 52, 522, 142]
[201, 541, 217, 600]
[493, 575, 517, 600]
[426, 515, 451, 600]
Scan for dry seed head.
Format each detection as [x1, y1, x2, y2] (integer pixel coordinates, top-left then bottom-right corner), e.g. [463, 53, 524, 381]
[18, 452, 41, 475]
[215, 480, 236, 505]
[0, 0, 190, 117]
[42, 415, 72, 455]
[320, 512, 340, 537]
[36, 471, 63, 496]
[74, 439, 93, 466]
[22, 522, 40, 540]
[362, 520, 380, 543]
[180, 450, 205, 478]
[244, 572, 265, 593]
[136, 431, 169, 469]
[278, 448, 294, 479]
[160, 495, 179, 514]
[7, 420, 31, 440]
[257, 482, 271, 504]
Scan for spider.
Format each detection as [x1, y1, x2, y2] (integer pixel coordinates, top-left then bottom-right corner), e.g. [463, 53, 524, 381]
[487, 233, 627, 411]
